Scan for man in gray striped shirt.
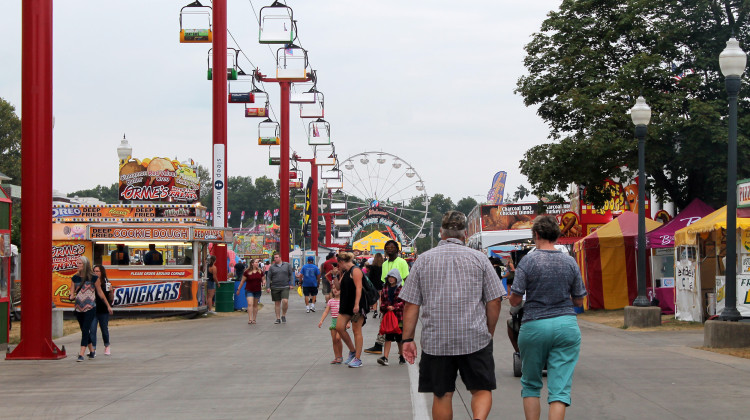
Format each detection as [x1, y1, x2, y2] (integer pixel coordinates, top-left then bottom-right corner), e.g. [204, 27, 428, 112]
[400, 210, 505, 420]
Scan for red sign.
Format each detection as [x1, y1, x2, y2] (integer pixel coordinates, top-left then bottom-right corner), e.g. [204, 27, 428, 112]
[119, 157, 200, 203]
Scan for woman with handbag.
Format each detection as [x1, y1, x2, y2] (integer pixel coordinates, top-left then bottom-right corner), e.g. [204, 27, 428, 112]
[91, 265, 115, 356]
[69, 256, 110, 361]
[377, 269, 405, 366]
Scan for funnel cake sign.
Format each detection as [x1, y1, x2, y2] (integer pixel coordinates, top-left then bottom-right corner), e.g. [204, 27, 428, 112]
[119, 157, 200, 203]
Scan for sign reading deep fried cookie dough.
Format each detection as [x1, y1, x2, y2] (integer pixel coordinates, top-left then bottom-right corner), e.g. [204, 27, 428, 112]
[89, 227, 191, 240]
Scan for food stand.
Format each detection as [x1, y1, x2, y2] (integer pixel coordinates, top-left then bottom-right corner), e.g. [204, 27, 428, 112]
[52, 203, 233, 312]
[674, 206, 750, 321]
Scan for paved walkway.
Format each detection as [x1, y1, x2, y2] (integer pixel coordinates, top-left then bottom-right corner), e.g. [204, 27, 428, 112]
[1, 294, 749, 419]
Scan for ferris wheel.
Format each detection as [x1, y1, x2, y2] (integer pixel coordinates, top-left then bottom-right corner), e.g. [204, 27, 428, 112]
[332, 152, 430, 247]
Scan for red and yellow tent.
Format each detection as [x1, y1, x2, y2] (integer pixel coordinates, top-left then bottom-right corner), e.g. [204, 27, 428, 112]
[573, 212, 662, 310]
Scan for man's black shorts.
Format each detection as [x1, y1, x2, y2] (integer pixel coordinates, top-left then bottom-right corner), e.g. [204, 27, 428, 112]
[418, 341, 496, 397]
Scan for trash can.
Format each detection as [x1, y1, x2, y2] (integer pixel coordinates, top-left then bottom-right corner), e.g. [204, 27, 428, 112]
[216, 281, 234, 312]
[234, 280, 248, 310]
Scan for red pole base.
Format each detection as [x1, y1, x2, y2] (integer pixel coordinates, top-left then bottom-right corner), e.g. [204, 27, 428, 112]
[6, 338, 66, 360]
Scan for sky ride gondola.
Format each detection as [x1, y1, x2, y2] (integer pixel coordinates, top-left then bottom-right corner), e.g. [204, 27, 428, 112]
[179, 1, 212, 43]
[314, 143, 336, 167]
[290, 72, 318, 104]
[268, 145, 281, 166]
[258, 118, 280, 145]
[299, 89, 324, 118]
[308, 118, 331, 145]
[245, 72, 270, 117]
[258, 1, 295, 45]
[207, 48, 243, 81]
[276, 44, 309, 81]
[228, 79, 254, 103]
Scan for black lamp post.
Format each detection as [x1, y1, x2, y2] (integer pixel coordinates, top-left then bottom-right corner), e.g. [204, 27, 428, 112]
[719, 37, 746, 321]
[631, 95, 651, 307]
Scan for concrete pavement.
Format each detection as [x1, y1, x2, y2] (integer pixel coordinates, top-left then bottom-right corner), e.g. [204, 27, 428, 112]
[1, 293, 749, 419]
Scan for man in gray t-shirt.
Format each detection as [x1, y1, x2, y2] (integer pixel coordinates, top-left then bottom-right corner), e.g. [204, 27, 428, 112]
[266, 252, 294, 324]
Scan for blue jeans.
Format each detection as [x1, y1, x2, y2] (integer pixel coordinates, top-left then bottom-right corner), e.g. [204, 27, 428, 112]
[518, 315, 581, 406]
[89, 312, 110, 348]
[75, 309, 96, 347]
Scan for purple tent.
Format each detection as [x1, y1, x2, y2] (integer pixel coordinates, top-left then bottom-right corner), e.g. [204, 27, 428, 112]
[646, 199, 714, 248]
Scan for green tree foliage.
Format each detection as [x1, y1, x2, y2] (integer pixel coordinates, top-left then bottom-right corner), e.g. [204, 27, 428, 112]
[456, 196, 478, 216]
[516, 0, 750, 209]
[69, 183, 119, 203]
[0, 98, 21, 184]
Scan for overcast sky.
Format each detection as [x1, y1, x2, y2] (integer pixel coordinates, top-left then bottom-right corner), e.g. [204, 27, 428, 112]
[0, 0, 562, 204]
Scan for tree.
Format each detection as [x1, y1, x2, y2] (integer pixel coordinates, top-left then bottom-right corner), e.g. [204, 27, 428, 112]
[516, 0, 750, 210]
[456, 196, 478, 216]
[69, 184, 119, 203]
[0, 98, 21, 184]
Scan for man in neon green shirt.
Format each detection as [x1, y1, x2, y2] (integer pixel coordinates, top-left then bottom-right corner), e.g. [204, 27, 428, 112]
[381, 240, 409, 286]
[365, 239, 409, 356]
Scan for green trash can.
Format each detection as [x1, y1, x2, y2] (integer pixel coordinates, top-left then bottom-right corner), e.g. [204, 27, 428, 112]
[216, 281, 235, 312]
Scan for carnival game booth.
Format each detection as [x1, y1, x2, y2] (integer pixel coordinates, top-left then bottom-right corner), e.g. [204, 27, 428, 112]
[51, 204, 233, 312]
[574, 212, 662, 310]
[674, 206, 750, 321]
[644, 199, 714, 315]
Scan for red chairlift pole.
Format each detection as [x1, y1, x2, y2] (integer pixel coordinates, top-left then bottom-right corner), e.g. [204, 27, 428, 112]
[255, 72, 311, 262]
[212, 0, 228, 280]
[8, 0, 65, 360]
[294, 157, 319, 254]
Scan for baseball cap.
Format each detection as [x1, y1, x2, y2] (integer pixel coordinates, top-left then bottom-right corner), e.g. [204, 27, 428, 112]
[307, 256, 315, 262]
[442, 210, 467, 230]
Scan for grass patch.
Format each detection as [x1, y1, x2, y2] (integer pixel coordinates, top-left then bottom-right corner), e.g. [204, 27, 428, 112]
[696, 346, 750, 360]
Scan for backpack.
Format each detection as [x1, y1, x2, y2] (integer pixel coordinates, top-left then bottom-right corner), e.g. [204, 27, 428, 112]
[347, 267, 379, 310]
[361, 273, 380, 309]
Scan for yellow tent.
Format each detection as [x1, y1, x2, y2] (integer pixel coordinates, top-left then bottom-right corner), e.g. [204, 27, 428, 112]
[674, 206, 750, 246]
[353, 230, 399, 252]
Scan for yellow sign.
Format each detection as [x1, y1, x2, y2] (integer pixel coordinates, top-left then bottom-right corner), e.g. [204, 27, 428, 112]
[742, 230, 750, 253]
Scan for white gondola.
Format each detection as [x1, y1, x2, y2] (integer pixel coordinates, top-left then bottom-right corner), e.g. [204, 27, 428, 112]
[321, 167, 342, 180]
[276, 44, 308, 81]
[315, 144, 336, 166]
[258, 1, 295, 44]
[300, 90, 324, 118]
[326, 178, 344, 190]
[334, 218, 349, 227]
[308, 118, 331, 145]
[330, 202, 346, 211]
[179, 1, 212, 43]
[290, 79, 318, 104]
[258, 119, 280, 145]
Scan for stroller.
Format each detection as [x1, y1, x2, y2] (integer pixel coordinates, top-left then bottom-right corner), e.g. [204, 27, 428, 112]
[508, 302, 524, 377]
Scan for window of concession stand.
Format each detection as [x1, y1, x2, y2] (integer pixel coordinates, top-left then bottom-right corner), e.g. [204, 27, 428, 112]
[52, 204, 232, 312]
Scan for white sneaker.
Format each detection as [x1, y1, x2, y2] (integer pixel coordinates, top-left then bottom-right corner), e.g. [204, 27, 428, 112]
[306, 308, 310, 313]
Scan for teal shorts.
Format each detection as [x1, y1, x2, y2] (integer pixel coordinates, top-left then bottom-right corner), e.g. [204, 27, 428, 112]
[518, 315, 581, 406]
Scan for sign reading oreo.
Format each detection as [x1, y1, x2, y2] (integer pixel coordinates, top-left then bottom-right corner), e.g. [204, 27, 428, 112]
[52, 208, 82, 218]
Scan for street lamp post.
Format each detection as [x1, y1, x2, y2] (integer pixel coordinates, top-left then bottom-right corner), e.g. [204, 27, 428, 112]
[719, 37, 746, 321]
[631, 95, 651, 307]
[430, 221, 434, 248]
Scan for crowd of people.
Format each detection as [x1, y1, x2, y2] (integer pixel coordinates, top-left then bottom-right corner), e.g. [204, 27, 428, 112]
[72, 208, 586, 420]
